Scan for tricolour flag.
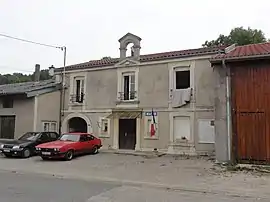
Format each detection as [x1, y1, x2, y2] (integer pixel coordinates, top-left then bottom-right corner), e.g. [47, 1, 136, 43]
[150, 108, 156, 137]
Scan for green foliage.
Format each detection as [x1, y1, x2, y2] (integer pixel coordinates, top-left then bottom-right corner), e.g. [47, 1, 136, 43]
[0, 69, 52, 85]
[202, 27, 268, 47]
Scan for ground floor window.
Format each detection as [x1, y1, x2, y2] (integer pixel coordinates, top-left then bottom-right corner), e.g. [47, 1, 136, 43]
[173, 116, 190, 141]
[42, 121, 57, 132]
[98, 117, 110, 137]
[0, 115, 15, 139]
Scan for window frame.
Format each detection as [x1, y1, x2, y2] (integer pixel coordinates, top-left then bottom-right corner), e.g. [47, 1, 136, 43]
[98, 117, 110, 138]
[73, 76, 85, 104]
[42, 121, 57, 132]
[174, 68, 191, 90]
[122, 72, 136, 101]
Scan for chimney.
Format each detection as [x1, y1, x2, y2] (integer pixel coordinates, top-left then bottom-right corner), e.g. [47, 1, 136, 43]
[34, 64, 40, 82]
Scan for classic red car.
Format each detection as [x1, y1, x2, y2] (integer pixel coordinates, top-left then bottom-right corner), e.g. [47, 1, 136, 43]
[35, 133, 102, 161]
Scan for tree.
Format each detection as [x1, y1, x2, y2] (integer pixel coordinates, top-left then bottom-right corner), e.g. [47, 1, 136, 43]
[202, 27, 268, 47]
[0, 69, 52, 85]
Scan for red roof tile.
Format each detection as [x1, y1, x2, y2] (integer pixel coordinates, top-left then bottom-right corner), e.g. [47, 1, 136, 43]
[55, 46, 225, 72]
[211, 42, 270, 62]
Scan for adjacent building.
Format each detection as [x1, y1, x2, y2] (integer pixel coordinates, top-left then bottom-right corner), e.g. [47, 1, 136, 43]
[211, 42, 270, 163]
[0, 72, 61, 139]
[55, 33, 225, 155]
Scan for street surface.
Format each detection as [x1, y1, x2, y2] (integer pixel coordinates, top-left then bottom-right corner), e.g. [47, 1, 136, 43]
[0, 152, 269, 201]
[0, 171, 265, 202]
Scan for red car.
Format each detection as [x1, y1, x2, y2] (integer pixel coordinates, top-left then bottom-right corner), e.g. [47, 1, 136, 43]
[35, 133, 102, 161]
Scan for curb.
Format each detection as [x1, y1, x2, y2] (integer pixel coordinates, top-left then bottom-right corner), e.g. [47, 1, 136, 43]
[0, 167, 266, 199]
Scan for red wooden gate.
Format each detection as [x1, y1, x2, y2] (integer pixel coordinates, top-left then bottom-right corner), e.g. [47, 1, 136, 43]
[231, 63, 270, 162]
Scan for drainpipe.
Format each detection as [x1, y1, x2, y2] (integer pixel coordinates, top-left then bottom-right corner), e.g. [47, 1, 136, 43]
[222, 59, 232, 162]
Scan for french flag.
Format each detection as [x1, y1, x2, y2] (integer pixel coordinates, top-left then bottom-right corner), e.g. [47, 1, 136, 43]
[150, 108, 156, 137]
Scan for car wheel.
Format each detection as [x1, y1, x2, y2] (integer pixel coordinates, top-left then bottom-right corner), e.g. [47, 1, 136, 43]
[22, 148, 31, 158]
[92, 146, 99, 154]
[64, 150, 74, 161]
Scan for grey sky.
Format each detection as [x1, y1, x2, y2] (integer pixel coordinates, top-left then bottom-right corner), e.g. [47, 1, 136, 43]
[0, 0, 269, 74]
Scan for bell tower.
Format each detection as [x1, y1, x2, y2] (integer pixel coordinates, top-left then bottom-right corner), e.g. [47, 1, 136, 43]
[118, 33, 141, 61]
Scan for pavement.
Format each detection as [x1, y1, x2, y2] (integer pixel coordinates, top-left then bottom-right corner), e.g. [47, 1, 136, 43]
[0, 152, 270, 201]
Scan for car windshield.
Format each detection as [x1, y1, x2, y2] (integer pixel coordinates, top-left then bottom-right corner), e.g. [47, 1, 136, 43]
[59, 134, 80, 142]
[18, 132, 41, 141]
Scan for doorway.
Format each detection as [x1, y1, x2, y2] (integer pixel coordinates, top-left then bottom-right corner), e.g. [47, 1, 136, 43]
[119, 119, 136, 150]
[68, 117, 87, 133]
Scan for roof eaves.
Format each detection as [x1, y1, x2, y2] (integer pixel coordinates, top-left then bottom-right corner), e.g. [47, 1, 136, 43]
[56, 51, 223, 72]
[210, 53, 270, 64]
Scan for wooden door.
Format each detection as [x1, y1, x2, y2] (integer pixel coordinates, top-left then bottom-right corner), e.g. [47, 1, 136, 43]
[0, 116, 15, 139]
[232, 64, 270, 162]
[119, 119, 136, 150]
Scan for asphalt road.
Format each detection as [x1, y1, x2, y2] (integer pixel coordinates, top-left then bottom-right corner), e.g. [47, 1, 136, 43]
[0, 170, 266, 202]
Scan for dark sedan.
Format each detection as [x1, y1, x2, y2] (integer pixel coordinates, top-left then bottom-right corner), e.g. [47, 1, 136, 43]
[0, 132, 60, 158]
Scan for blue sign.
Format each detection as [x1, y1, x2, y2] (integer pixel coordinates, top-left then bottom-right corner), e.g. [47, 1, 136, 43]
[145, 111, 157, 116]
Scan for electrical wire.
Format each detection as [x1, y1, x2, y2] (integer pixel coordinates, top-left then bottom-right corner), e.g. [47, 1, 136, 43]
[0, 33, 63, 49]
[0, 66, 33, 73]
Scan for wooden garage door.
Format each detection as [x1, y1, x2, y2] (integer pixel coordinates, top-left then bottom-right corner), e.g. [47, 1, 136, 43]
[232, 64, 270, 162]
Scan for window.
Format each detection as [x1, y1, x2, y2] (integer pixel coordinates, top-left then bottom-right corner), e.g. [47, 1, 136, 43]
[80, 135, 88, 142]
[51, 122, 57, 132]
[39, 133, 50, 142]
[49, 132, 58, 139]
[175, 70, 190, 89]
[101, 119, 108, 133]
[99, 117, 110, 137]
[43, 123, 50, 132]
[2, 97, 13, 108]
[73, 77, 85, 103]
[42, 121, 57, 132]
[86, 134, 94, 141]
[122, 73, 135, 100]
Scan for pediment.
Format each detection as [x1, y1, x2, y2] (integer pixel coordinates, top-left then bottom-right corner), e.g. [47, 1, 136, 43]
[114, 58, 140, 67]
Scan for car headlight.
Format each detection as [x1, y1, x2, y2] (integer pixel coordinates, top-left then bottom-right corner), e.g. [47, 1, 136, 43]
[12, 145, 20, 149]
[36, 147, 41, 151]
[54, 148, 60, 151]
[0, 144, 3, 149]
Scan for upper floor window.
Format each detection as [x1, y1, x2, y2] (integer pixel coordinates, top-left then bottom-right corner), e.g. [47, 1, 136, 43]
[175, 70, 190, 89]
[71, 77, 85, 104]
[2, 97, 13, 108]
[120, 72, 136, 101]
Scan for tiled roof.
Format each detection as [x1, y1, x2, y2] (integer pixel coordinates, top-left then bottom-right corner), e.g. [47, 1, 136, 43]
[55, 46, 225, 72]
[0, 79, 60, 96]
[211, 42, 270, 62]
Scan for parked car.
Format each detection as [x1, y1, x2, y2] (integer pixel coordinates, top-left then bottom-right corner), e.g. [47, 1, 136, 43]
[36, 133, 102, 161]
[0, 132, 60, 158]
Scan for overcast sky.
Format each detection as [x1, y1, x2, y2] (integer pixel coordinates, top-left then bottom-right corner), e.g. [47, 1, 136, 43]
[0, 0, 269, 74]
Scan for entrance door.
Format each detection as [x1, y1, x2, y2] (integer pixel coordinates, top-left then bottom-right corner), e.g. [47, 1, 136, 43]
[0, 116, 15, 139]
[119, 119, 136, 150]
